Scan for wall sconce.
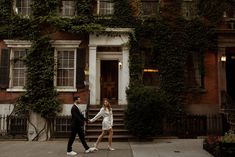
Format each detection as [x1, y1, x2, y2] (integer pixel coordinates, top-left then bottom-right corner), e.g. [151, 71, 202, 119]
[15, 7, 18, 14]
[223, 11, 227, 18]
[221, 56, 226, 62]
[118, 61, 122, 69]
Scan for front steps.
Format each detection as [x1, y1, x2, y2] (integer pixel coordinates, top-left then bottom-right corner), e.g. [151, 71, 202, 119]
[85, 105, 133, 141]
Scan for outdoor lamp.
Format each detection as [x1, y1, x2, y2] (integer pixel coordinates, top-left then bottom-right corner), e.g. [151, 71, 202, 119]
[118, 61, 122, 69]
[221, 56, 226, 62]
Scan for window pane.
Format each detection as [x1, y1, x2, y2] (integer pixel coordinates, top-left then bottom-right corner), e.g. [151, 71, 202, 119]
[57, 50, 75, 87]
[63, 59, 68, 68]
[142, 47, 159, 87]
[100, 0, 114, 15]
[16, 0, 31, 16]
[69, 59, 74, 67]
[143, 71, 160, 86]
[12, 50, 26, 87]
[141, 0, 159, 16]
[61, 0, 75, 17]
[63, 51, 69, 59]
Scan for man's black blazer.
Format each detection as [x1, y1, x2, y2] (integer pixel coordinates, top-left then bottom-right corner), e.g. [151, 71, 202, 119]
[71, 104, 88, 129]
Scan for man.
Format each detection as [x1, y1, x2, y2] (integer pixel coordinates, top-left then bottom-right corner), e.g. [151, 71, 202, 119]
[67, 96, 94, 156]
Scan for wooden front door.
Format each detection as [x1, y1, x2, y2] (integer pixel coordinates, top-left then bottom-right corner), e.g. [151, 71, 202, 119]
[100, 60, 118, 104]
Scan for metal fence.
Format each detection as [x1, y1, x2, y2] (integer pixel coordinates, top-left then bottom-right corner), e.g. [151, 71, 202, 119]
[0, 114, 224, 139]
[50, 115, 71, 138]
[7, 115, 28, 136]
[164, 114, 223, 138]
[0, 115, 28, 139]
[207, 114, 223, 135]
[0, 115, 7, 136]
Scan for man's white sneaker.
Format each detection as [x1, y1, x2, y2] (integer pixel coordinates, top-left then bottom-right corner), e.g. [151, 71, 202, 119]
[67, 151, 77, 156]
[85, 147, 95, 153]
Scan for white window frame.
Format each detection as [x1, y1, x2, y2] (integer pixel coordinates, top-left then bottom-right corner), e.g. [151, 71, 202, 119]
[4, 40, 31, 92]
[11, 49, 27, 89]
[51, 40, 81, 92]
[14, 0, 31, 17]
[4, 40, 81, 92]
[97, 0, 114, 15]
[55, 48, 76, 91]
[60, 0, 76, 17]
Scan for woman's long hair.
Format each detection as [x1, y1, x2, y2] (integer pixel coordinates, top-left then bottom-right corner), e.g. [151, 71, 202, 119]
[103, 98, 111, 111]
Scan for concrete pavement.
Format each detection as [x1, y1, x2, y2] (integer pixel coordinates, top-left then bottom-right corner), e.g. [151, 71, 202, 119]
[0, 139, 213, 157]
[131, 139, 213, 157]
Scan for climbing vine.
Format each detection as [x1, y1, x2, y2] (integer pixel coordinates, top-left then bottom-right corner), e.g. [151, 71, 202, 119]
[16, 36, 61, 118]
[0, 0, 229, 137]
[197, 0, 235, 24]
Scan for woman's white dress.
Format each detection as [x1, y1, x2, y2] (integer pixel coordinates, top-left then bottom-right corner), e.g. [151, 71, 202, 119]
[90, 107, 113, 130]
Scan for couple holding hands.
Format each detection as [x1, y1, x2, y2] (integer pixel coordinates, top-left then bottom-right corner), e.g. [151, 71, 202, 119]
[67, 96, 115, 156]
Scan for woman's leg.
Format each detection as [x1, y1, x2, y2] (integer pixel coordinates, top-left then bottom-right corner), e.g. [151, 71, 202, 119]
[108, 128, 115, 150]
[95, 130, 105, 149]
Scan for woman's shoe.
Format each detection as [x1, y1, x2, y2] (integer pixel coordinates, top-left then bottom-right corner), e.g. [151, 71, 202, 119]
[108, 146, 115, 151]
[93, 143, 99, 151]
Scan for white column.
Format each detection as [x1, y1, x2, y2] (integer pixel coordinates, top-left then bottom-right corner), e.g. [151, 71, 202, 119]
[218, 47, 226, 107]
[120, 46, 129, 104]
[89, 45, 97, 104]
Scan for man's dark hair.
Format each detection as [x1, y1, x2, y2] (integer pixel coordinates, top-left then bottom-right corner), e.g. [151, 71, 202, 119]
[73, 96, 80, 101]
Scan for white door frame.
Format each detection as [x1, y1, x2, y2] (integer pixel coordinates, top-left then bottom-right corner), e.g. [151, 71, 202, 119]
[89, 31, 130, 105]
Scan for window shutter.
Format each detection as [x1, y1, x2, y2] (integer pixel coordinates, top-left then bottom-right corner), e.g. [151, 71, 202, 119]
[0, 48, 10, 89]
[76, 48, 86, 89]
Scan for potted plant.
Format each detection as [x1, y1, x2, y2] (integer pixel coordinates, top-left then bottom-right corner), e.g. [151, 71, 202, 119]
[203, 135, 220, 156]
[219, 130, 235, 156]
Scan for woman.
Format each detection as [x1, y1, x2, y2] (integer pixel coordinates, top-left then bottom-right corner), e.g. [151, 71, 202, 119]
[89, 98, 115, 151]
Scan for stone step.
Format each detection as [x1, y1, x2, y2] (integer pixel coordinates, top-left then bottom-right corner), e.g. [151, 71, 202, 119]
[86, 105, 130, 141]
[86, 132, 129, 136]
[86, 123, 125, 129]
[85, 135, 134, 142]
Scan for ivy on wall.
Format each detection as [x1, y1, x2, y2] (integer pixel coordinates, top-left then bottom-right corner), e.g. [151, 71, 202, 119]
[16, 36, 61, 118]
[197, 0, 235, 24]
[0, 0, 224, 121]
[129, 16, 217, 112]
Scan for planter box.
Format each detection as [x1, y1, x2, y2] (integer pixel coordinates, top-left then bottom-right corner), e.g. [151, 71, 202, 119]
[219, 142, 235, 157]
[203, 141, 220, 157]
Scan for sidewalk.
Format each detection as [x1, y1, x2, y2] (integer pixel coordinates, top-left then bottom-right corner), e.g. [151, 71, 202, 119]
[131, 139, 213, 157]
[0, 139, 213, 157]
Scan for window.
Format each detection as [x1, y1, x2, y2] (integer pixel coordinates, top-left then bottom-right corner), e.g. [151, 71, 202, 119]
[15, 0, 31, 16]
[98, 0, 114, 15]
[142, 48, 160, 87]
[60, 0, 75, 17]
[181, 0, 197, 19]
[143, 69, 160, 86]
[4, 40, 31, 91]
[141, 0, 159, 16]
[52, 40, 81, 92]
[11, 49, 27, 88]
[56, 49, 76, 89]
[193, 52, 204, 89]
[186, 52, 204, 89]
[4, 40, 81, 92]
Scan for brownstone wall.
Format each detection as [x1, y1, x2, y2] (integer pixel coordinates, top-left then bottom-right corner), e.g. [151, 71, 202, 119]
[0, 35, 89, 105]
[187, 51, 219, 114]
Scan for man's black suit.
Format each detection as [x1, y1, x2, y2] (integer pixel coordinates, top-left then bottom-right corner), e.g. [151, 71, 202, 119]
[67, 104, 89, 152]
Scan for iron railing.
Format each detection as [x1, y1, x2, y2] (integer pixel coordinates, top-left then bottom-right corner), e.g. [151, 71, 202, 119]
[0, 113, 223, 139]
[220, 90, 235, 131]
[164, 114, 223, 137]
